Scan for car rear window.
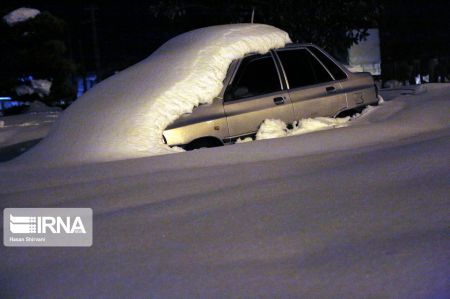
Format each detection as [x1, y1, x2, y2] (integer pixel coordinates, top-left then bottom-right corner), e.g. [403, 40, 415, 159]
[307, 46, 347, 80]
[277, 48, 333, 89]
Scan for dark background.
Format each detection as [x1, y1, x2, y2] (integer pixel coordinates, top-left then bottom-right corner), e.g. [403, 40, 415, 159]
[0, 0, 449, 104]
[2, 1, 448, 73]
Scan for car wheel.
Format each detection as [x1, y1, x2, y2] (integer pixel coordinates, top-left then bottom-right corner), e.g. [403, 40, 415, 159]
[183, 138, 223, 151]
[336, 106, 367, 118]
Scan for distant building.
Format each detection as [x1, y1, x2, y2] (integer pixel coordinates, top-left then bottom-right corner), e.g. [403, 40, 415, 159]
[347, 29, 381, 76]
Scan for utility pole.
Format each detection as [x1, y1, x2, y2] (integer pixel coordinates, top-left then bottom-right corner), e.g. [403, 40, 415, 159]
[85, 5, 101, 81]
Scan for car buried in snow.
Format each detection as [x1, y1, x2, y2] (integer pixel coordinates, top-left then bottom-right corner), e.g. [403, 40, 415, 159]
[163, 44, 378, 150]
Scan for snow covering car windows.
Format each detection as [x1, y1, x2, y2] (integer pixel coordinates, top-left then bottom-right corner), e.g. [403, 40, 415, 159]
[277, 49, 333, 89]
[224, 54, 281, 101]
[307, 46, 347, 80]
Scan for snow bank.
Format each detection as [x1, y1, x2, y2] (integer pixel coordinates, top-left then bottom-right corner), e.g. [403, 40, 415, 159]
[17, 24, 290, 166]
[3, 7, 40, 26]
[235, 137, 253, 143]
[31, 79, 52, 97]
[16, 80, 52, 97]
[0, 112, 59, 148]
[26, 101, 61, 113]
[16, 85, 34, 96]
[289, 117, 350, 135]
[256, 119, 288, 139]
[256, 117, 350, 140]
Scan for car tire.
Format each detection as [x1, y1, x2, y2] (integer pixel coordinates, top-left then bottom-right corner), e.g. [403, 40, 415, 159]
[183, 137, 223, 151]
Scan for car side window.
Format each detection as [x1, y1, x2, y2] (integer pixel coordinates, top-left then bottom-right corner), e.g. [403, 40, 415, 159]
[277, 48, 333, 89]
[307, 46, 347, 80]
[224, 54, 281, 101]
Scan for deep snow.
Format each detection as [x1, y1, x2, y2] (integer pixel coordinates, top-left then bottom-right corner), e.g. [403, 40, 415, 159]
[16, 80, 52, 97]
[0, 112, 59, 148]
[256, 116, 351, 140]
[0, 84, 449, 298]
[16, 24, 290, 167]
[0, 112, 59, 162]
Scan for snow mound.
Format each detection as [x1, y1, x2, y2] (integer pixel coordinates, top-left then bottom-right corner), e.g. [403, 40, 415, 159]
[256, 117, 350, 140]
[3, 7, 40, 26]
[15, 85, 34, 96]
[235, 137, 253, 143]
[26, 101, 61, 113]
[16, 80, 52, 98]
[0, 112, 59, 148]
[289, 117, 350, 136]
[17, 24, 290, 166]
[31, 79, 52, 97]
[256, 119, 288, 139]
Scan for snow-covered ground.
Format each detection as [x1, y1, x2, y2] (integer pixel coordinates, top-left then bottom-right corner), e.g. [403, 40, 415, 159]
[16, 79, 52, 97]
[0, 111, 59, 162]
[255, 116, 351, 140]
[0, 84, 449, 298]
[0, 112, 59, 148]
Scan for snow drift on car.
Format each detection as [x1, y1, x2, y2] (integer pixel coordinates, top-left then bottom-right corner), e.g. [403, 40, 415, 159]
[15, 24, 291, 166]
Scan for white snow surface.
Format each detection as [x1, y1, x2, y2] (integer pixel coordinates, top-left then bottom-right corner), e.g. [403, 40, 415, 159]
[235, 136, 253, 143]
[0, 112, 59, 147]
[256, 117, 351, 140]
[26, 101, 61, 113]
[17, 24, 290, 167]
[31, 79, 52, 97]
[15, 85, 34, 96]
[0, 84, 449, 298]
[256, 118, 288, 139]
[16, 80, 52, 97]
[3, 7, 40, 26]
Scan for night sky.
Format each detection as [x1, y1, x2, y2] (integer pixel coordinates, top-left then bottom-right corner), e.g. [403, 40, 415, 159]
[1, 1, 449, 75]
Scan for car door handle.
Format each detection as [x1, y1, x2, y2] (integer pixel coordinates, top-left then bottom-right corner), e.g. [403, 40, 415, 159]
[326, 86, 336, 93]
[273, 97, 285, 105]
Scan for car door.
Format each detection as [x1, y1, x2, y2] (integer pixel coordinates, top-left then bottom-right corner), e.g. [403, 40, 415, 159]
[274, 48, 348, 120]
[223, 53, 294, 137]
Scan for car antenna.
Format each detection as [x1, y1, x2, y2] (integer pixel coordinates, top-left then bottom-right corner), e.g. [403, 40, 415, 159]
[251, 7, 255, 23]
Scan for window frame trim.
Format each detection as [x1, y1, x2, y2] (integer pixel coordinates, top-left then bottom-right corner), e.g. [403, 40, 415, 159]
[273, 47, 338, 90]
[305, 47, 336, 81]
[306, 45, 349, 81]
[223, 52, 285, 102]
